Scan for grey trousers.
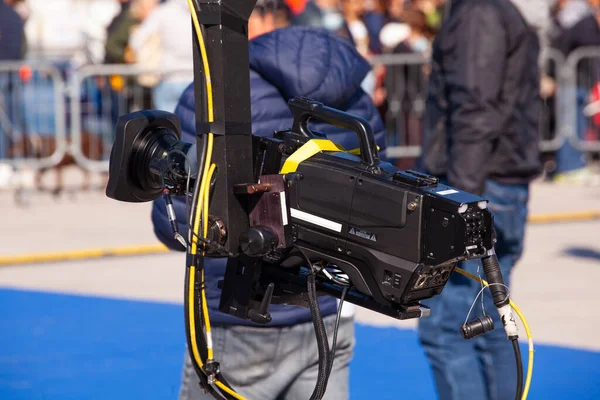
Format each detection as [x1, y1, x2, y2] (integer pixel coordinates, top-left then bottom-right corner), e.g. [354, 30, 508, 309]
[179, 315, 355, 400]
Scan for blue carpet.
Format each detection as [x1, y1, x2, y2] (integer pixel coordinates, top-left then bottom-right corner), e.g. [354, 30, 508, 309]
[1, 289, 599, 399]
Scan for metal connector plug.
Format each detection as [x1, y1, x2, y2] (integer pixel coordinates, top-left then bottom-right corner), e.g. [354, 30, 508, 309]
[205, 360, 220, 385]
[163, 189, 187, 248]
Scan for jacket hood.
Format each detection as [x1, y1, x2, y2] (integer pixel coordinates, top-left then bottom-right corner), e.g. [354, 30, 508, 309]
[248, 26, 371, 108]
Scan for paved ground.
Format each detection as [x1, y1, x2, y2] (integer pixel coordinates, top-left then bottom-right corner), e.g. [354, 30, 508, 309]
[1, 172, 600, 399]
[1, 173, 600, 350]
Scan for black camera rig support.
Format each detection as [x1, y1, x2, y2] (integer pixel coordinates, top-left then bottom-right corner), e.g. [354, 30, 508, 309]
[105, 1, 527, 399]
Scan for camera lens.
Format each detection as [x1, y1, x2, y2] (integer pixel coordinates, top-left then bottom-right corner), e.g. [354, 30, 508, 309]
[107, 110, 195, 203]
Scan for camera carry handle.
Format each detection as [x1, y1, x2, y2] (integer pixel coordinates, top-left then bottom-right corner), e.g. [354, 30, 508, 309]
[289, 97, 379, 167]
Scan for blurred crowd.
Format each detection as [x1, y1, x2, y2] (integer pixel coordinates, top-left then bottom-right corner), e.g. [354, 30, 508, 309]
[1, 0, 600, 180]
[0, 0, 444, 63]
[0, 0, 444, 114]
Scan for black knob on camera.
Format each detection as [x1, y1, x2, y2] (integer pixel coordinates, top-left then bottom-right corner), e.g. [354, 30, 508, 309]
[240, 227, 277, 257]
[461, 315, 495, 339]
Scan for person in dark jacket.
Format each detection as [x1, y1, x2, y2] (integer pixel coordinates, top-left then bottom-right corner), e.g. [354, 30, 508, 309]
[418, 1, 543, 399]
[0, 0, 25, 61]
[152, 9, 386, 399]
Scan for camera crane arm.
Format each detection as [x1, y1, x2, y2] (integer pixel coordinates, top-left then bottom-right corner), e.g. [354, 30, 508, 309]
[105, 1, 535, 399]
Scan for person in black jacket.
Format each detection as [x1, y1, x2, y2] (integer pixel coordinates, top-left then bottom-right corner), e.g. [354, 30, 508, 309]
[418, 1, 543, 399]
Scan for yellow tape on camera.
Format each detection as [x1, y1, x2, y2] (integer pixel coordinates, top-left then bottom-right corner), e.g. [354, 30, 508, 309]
[280, 139, 345, 174]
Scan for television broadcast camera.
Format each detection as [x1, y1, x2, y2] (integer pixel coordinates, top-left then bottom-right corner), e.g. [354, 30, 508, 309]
[107, 98, 495, 321]
[105, 1, 528, 399]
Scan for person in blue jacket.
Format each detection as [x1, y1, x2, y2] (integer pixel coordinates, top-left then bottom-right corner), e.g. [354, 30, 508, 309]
[151, 4, 386, 399]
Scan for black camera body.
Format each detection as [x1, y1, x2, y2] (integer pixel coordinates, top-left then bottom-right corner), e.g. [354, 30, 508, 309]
[106, 97, 494, 322]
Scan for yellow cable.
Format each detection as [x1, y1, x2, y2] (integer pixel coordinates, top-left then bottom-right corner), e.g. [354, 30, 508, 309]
[454, 268, 534, 400]
[189, 0, 215, 256]
[188, 0, 213, 119]
[202, 164, 216, 241]
[191, 133, 213, 254]
[186, 2, 246, 399]
[187, 264, 204, 367]
[202, 163, 217, 361]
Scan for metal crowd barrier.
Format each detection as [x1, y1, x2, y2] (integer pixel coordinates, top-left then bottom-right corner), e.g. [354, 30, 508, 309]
[0, 62, 67, 169]
[562, 47, 600, 152]
[1, 51, 598, 177]
[70, 65, 193, 172]
[371, 53, 427, 160]
[539, 48, 566, 153]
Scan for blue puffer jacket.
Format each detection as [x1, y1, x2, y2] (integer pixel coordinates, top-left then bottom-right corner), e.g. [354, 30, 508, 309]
[152, 26, 386, 327]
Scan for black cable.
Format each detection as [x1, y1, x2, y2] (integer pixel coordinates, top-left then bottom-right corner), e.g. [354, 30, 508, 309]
[512, 338, 524, 400]
[326, 286, 348, 387]
[307, 270, 331, 400]
[297, 246, 352, 399]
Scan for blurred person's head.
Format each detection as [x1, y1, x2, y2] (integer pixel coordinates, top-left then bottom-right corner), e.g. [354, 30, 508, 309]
[249, 0, 291, 39]
[363, 0, 379, 12]
[387, 0, 407, 21]
[379, 8, 432, 53]
[403, 8, 433, 39]
[371, 0, 388, 13]
[130, 0, 158, 21]
[413, 0, 446, 31]
[275, 2, 293, 28]
[413, 0, 436, 11]
[339, 0, 369, 56]
[315, 0, 340, 9]
[3, 0, 29, 20]
[341, 0, 365, 21]
[314, 0, 346, 31]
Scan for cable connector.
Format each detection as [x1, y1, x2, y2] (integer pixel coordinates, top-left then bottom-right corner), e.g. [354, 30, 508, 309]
[205, 360, 220, 385]
[481, 251, 510, 308]
[497, 304, 519, 339]
[481, 251, 519, 339]
[163, 189, 187, 248]
[461, 316, 494, 339]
